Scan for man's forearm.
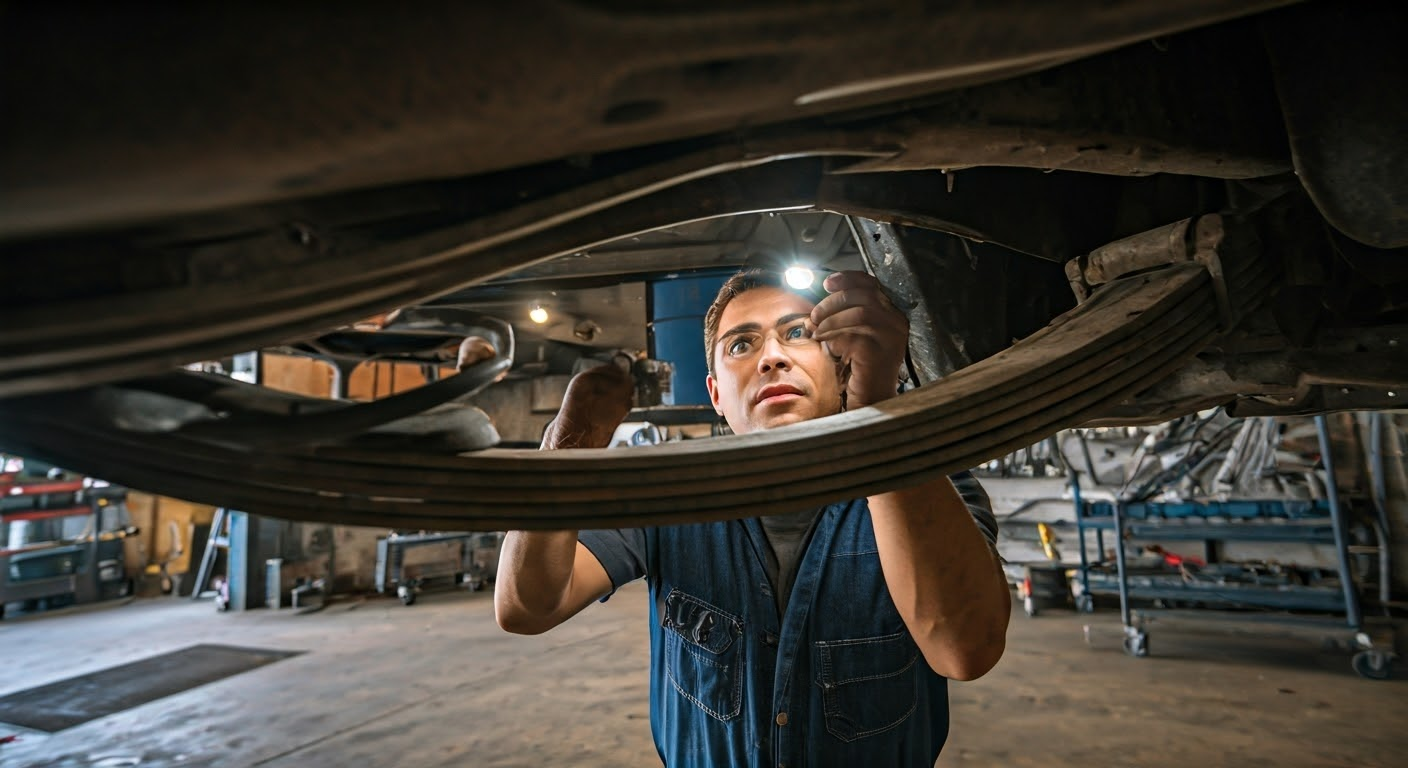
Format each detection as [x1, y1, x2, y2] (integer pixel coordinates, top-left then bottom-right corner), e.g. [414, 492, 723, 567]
[869, 477, 1010, 681]
[495, 364, 632, 634]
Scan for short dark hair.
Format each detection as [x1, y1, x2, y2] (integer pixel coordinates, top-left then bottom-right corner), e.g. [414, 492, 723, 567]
[702, 268, 826, 377]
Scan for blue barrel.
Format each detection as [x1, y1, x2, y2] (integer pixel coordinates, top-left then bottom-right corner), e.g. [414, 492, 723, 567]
[650, 273, 730, 406]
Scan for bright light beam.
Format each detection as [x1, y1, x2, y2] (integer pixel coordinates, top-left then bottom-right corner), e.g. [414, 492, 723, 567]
[784, 266, 815, 291]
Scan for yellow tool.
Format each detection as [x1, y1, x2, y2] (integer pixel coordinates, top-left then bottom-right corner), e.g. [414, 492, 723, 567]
[1037, 522, 1061, 562]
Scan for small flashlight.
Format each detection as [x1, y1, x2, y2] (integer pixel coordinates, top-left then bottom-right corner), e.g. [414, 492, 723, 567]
[783, 265, 915, 314]
[784, 265, 816, 290]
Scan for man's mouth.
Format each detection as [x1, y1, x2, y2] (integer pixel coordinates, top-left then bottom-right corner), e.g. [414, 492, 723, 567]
[754, 384, 805, 406]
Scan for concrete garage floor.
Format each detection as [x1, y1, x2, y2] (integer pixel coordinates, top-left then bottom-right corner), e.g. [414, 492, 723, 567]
[0, 584, 1403, 768]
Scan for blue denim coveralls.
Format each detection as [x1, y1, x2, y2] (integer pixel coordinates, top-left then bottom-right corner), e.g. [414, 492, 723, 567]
[581, 483, 996, 767]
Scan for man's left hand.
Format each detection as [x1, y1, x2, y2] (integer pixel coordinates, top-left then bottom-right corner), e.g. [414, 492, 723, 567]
[805, 270, 909, 409]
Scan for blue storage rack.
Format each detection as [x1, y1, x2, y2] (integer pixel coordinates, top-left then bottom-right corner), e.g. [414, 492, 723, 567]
[1072, 415, 1395, 678]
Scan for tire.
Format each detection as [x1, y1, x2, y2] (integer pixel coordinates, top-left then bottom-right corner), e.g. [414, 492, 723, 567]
[1123, 632, 1149, 658]
[397, 585, 416, 606]
[1352, 650, 1392, 680]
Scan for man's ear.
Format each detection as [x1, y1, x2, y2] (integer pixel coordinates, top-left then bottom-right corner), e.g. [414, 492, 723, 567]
[706, 374, 724, 415]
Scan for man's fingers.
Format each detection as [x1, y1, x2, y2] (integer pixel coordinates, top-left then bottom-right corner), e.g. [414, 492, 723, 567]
[568, 361, 637, 411]
[810, 288, 894, 326]
[821, 269, 883, 293]
[545, 362, 636, 449]
[456, 336, 498, 369]
[807, 271, 909, 409]
[810, 304, 908, 341]
[571, 361, 635, 399]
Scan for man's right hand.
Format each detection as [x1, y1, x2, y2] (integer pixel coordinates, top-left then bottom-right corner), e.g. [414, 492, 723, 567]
[541, 359, 635, 450]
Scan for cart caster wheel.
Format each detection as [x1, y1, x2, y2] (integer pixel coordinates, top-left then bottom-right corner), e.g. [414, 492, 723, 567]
[1123, 632, 1149, 658]
[1075, 595, 1094, 614]
[1023, 596, 1038, 618]
[1352, 650, 1392, 680]
[397, 585, 416, 606]
[468, 579, 485, 592]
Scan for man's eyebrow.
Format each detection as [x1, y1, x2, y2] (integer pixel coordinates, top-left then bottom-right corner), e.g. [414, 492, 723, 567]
[718, 322, 762, 343]
[775, 312, 810, 327]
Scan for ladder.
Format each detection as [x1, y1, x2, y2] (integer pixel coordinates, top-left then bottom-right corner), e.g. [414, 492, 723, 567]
[191, 508, 231, 605]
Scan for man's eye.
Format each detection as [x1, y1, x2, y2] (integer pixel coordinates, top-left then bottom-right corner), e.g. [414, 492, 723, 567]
[784, 325, 809, 342]
[727, 338, 752, 356]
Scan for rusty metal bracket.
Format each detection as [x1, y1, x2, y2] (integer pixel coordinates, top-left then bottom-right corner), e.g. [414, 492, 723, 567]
[1065, 214, 1236, 329]
[1190, 215, 1234, 330]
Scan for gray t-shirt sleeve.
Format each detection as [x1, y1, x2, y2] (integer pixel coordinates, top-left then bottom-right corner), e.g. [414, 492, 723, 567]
[578, 527, 648, 599]
[949, 470, 999, 548]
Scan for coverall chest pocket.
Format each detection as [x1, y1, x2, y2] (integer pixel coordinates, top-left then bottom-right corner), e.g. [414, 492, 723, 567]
[814, 630, 920, 742]
[662, 589, 744, 722]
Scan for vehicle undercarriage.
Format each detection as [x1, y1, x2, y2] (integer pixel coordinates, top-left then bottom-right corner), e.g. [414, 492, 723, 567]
[1, 1, 1405, 528]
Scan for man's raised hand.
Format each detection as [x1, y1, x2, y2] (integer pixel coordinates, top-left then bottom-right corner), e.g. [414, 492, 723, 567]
[541, 360, 635, 450]
[805, 270, 909, 410]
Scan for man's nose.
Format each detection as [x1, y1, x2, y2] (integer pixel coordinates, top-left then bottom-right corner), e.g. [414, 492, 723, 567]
[757, 335, 792, 373]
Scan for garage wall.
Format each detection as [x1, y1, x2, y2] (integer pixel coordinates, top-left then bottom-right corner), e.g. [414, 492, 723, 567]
[260, 354, 451, 402]
[467, 376, 570, 446]
[123, 492, 217, 593]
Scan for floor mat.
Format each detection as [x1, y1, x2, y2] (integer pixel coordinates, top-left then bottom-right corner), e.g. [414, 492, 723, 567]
[0, 643, 302, 732]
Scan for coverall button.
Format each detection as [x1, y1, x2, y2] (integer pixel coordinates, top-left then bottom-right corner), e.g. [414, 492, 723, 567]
[775, 712, 789, 727]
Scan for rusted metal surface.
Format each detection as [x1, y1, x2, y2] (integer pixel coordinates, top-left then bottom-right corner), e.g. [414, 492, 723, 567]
[1263, 2, 1408, 248]
[1082, 219, 1194, 286]
[850, 218, 968, 383]
[818, 165, 1220, 264]
[0, 155, 832, 399]
[1067, 214, 1237, 327]
[827, 17, 1290, 181]
[0, 1, 1295, 238]
[0, 150, 1218, 399]
[853, 219, 1075, 381]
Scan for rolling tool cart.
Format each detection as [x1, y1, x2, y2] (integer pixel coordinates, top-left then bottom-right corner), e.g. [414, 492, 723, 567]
[1073, 415, 1397, 678]
[375, 531, 503, 605]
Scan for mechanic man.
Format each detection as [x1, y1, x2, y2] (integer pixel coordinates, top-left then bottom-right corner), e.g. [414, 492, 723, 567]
[496, 268, 1010, 767]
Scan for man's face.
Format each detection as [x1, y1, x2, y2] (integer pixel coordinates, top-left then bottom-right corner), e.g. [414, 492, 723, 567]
[706, 286, 843, 434]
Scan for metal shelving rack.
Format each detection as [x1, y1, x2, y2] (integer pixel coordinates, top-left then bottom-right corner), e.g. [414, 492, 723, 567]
[1073, 415, 1397, 679]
